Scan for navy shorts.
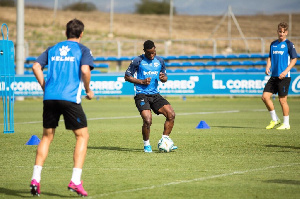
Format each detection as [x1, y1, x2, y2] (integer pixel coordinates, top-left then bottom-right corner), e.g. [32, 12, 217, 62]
[43, 100, 87, 130]
[263, 77, 291, 96]
[134, 93, 170, 115]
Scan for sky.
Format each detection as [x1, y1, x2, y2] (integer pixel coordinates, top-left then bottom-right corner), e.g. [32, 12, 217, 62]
[24, 0, 300, 16]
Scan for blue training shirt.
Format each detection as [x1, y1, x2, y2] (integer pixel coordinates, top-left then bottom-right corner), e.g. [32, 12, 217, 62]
[36, 40, 94, 104]
[125, 54, 167, 95]
[269, 39, 297, 77]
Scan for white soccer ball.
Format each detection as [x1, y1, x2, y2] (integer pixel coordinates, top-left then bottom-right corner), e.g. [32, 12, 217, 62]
[157, 137, 174, 153]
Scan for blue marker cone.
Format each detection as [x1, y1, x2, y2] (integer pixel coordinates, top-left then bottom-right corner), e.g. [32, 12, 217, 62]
[26, 135, 40, 145]
[196, 120, 210, 129]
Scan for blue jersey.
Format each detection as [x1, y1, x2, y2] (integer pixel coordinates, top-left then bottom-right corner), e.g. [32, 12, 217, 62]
[125, 55, 167, 95]
[269, 39, 297, 77]
[36, 40, 94, 103]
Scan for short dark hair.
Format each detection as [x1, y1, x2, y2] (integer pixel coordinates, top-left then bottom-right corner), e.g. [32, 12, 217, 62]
[278, 22, 288, 31]
[143, 40, 155, 50]
[66, 19, 84, 39]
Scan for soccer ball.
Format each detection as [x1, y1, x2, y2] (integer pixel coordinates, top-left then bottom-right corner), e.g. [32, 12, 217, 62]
[157, 137, 174, 152]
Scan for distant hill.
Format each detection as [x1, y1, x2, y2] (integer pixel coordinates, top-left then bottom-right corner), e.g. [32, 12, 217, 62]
[1, 7, 299, 56]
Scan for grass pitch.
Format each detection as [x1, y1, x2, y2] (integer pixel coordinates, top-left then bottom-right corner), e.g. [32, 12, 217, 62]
[0, 96, 300, 199]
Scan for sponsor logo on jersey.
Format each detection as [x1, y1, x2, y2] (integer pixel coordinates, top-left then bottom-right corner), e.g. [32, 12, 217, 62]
[143, 71, 158, 76]
[272, 50, 284, 55]
[51, 45, 75, 62]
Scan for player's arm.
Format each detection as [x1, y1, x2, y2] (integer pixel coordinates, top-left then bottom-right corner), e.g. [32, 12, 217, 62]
[279, 58, 297, 79]
[158, 57, 168, 83]
[124, 57, 151, 85]
[32, 62, 45, 91]
[124, 75, 151, 85]
[81, 64, 94, 100]
[265, 57, 271, 75]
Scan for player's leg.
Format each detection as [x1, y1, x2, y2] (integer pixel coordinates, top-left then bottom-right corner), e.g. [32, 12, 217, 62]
[261, 91, 275, 111]
[31, 128, 55, 196]
[31, 100, 60, 196]
[158, 104, 175, 136]
[152, 94, 177, 150]
[278, 95, 289, 116]
[35, 128, 55, 166]
[276, 96, 290, 129]
[141, 110, 153, 152]
[73, 127, 89, 169]
[141, 110, 152, 141]
[276, 77, 291, 130]
[262, 78, 280, 129]
[62, 101, 89, 196]
[158, 104, 177, 150]
[134, 94, 153, 152]
[68, 127, 89, 196]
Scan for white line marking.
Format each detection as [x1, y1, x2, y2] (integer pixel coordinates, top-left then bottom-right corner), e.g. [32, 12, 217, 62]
[89, 163, 300, 198]
[0, 109, 265, 126]
[0, 110, 241, 125]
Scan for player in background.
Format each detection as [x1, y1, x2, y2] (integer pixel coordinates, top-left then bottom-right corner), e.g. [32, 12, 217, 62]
[124, 40, 177, 153]
[262, 22, 297, 130]
[30, 19, 94, 197]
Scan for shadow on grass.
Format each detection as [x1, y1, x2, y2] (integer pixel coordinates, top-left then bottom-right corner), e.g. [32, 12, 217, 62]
[0, 187, 76, 198]
[88, 146, 142, 152]
[265, 145, 300, 150]
[263, 179, 300, 185]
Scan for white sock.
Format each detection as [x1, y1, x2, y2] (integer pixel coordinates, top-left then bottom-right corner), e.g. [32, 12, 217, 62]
[269, 110, 278, 121]
[144, 140, 150, 146]
[283, 116, 289, 125]
[162, 135, 169, 138]
[32, 165, 42, 183]
[71, 168, 82, 185]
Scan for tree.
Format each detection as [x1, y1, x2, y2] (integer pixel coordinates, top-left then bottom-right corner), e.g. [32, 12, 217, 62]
[135, 0, 176, 15]
[63, 2, 97, 12]
[0, 0, 15, 7]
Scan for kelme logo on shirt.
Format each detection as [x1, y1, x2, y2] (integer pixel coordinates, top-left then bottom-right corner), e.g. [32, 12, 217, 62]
[51, 45, 75, 62]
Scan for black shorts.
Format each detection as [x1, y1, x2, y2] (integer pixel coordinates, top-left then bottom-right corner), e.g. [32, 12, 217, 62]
[43, 100, 87, 130]
[263, 77, 291, 96]
[134, 93, 170, 115]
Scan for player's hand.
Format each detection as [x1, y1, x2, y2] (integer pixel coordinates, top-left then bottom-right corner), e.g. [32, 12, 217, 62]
[159, 72, 167, 82]
[265, 68, 270, 75]
[142, 77, 151, 85]
[85, 90, 94, 100]
[279, 72, 287, 80]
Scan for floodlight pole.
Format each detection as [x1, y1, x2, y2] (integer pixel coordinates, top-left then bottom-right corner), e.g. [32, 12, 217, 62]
[53, 0, 58, 25]
[169, 0, 173, 40]
[228, 6, 232, 48]
[109, 0, 114, 38]
[210, 5, 249, 53]
[289, 13, 292, 38]
[16, 0, 24, 75]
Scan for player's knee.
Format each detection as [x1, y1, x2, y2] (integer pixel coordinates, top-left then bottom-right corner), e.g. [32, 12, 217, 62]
[143, 118, 152, 127]
[167, 111, 175, 121]
[279, 98, 287, 105]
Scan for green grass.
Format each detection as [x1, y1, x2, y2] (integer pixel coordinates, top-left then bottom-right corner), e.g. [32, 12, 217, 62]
[0, 97, 300, 198]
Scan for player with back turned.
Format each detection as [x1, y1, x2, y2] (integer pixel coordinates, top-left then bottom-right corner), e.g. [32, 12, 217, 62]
[262, 22, 297, 130]
[124, 40, 177, 153]
[30, 18, 94, 197]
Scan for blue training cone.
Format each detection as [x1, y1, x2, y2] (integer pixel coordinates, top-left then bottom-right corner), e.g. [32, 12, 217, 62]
[26, 135, 40, 145]
[196, 120, 210, 129]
